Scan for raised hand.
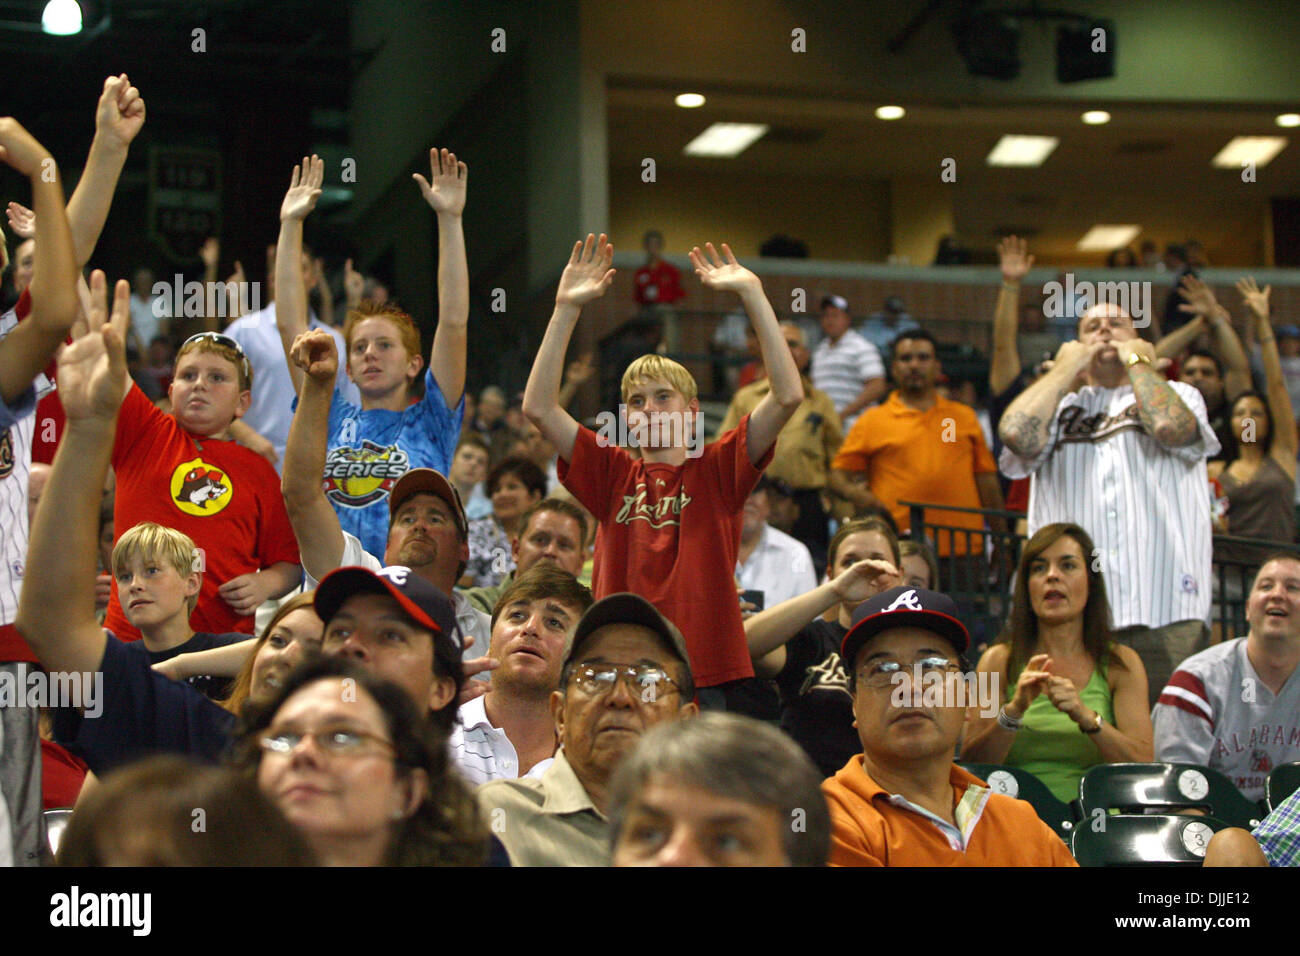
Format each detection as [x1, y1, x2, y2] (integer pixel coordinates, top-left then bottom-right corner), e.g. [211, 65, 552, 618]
[96, 74, 146, 150]
[1177, 274, 1221, 319]
[412, 147, 467, 217]
[57, 270, 130, 423]
[689, 242, 759, 295]
[565, 351, 596, 386]
[343, 257, 365, 305]
[199, 236, 220, 271]
[280, 155, 324, 222]
[997, 234, 1034, 284]
[1236, 276, 1271, 322]
[556, 233, 615, 307]
[6, 201, 34, 239]
[290, 329, 339, 383]
[0, 117, 53, 179]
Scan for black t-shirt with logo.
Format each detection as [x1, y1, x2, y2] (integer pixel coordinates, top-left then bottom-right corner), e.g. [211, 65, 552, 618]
[775, 619, 856, 778]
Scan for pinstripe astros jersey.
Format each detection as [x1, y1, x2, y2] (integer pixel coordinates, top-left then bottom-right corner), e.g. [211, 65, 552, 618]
[1152, 638, 1300, 802]
[999, 380, 1219, 630]
[0, 299, 56, 651]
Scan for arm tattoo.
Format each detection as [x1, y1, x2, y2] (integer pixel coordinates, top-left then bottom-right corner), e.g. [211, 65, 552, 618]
[999, 411, 1046, 458]
[1129, 367, 1199, 447]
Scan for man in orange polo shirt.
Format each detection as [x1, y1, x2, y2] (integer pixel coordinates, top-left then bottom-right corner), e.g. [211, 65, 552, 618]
[828, 329, 1004, 570]
[822, 586, 1076, 866]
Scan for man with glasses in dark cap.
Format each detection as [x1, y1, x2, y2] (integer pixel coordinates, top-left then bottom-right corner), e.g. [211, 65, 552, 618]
[822, 586, 1076, 866]
[477, 593, 697, 866]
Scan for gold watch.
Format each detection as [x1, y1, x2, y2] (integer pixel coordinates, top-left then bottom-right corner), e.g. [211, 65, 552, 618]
[1125, 351, 1152, 368]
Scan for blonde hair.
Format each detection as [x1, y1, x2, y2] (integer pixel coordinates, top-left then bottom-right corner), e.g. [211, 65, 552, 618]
[620, 354, 698, 405]
[175, 339, 252, 392]
[111, 523, 201, 613]
[343, 301, 422, 374]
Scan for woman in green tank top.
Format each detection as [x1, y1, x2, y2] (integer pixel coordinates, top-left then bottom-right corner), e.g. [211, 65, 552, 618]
[961, 523, 1154, 803]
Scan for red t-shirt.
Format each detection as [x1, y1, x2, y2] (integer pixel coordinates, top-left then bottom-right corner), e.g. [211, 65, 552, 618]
[103, 384, 300, 641]
[41, 738, 87, 810]
[558, 415, 772, 687]
[633, 260, 686, 306]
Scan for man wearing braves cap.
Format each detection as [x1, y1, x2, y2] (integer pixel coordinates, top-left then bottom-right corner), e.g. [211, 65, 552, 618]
[478, 592, 697, 866]
[822, 586, 1076, 867]
[281, 336, 493, 665]
[314, 563, 465, 733]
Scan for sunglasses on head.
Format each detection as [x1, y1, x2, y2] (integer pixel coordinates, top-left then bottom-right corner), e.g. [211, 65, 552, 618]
[181, 332, 252, 384]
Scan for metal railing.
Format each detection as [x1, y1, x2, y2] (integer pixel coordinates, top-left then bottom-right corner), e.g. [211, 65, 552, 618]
[901, 500, 1300, 652]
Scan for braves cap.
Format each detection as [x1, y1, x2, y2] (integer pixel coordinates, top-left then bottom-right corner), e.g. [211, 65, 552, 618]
[839, 586, 969, 673]
[314, 565, 463, 651]
[564, 593, 692, 673]
[388, 468, 467, 537]
[821, 294, 849, 312]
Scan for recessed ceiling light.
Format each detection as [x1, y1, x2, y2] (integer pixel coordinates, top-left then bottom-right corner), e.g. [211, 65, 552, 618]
[683, 123, 769, 157]
[875, 105, 905, 121]
[675, 93, 706, 109]
[1211, 136, 1288, 168]
[1081, 110, 1111, 125]
[1077, 225, 1141, 251]
[986, 135, 1060, 167]
[1276, 113, 1300, 129]
[41, 0, 82, 35]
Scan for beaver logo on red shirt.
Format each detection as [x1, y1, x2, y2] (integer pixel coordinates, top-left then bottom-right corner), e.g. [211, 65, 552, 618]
[170, 458, 233, 516]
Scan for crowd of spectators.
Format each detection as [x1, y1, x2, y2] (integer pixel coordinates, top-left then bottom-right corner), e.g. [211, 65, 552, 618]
[4, 74, 1300, 870]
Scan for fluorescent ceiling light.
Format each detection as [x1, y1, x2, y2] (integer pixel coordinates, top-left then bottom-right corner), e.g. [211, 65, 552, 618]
[41, 0, 82, 35]
[1212, 136, 1288, 168]
[675, 93, 705, 109]
[1275, 113, 1300, 129]
[986, 134, 1059, 167]
[683, 123, 769, 157]
[1081, 110, 1111, 125]
[875, 105, 905, 120]
[1077, 225, 1141, 251]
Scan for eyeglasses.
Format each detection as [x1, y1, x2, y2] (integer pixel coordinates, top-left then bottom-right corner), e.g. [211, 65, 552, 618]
[571, 663, 679, 702]
[856, 655, 961, 690]
[181, 332, 252, 383]
[259, 726, 396, 759]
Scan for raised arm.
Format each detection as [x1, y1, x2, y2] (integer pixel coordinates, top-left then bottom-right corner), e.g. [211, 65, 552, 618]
[1154, 313, 1206, 360]
[989, 236, 1033, 395]
[523, 234, 615, 462]
[690, 242, 802, 465]
[1179, 275, 1251, 398]
[1115, 339, 1201, 448]
[0, 119, 78, 404]
[15, 271, 129, 676]
[997, 341, 1099, 459]
[64, 74, 146, 269]
[746, 558, 899, 678]
[1238, 277, 1297, 471]
[413, 148, 469, 409]
[274, 155, 324, 395]
[153, 637, 256, 682]
[281, 329, 347, 582]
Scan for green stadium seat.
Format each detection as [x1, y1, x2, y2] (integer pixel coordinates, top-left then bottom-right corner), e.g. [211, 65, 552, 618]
[1077, 763, 1263, 830]
[958, 762, 1076, 840]
[1266, 762, 1300, 813]
[1071, 814, 1229, 866]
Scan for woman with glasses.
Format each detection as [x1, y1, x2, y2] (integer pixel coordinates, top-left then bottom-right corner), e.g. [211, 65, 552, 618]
[230, 656, 487, 866]
[961, 522, 1153, 803]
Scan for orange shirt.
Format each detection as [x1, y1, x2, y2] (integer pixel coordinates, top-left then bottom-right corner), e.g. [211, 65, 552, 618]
[822, 756, 1077, 867]
[831, 392, 996, 556]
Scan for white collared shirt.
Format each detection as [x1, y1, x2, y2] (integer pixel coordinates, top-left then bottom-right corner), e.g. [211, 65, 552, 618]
[449, 695, 554, 786]
[736, 523, 817, 610]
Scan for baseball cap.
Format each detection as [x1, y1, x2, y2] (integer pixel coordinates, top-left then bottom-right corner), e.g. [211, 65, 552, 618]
[563, 593, 691, 671]
[821, 294, 849, 312]
[388, 468, 467, 537]
[839, 586, 969, 673]
[314, 565, 463, 651]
